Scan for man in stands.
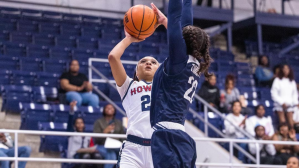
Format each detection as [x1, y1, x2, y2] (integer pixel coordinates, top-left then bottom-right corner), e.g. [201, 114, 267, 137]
[60, 60, 99, 107]
[0, 132, 31, 168]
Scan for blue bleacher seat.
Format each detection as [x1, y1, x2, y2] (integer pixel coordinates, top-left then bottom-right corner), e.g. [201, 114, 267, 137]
[63, 13, 81, 22]
[81, 25, 101, 38]
[3, 43, 27, 57]
[42, 11, 62, 20]
[0, 56, 19, 70]
[32, 86, 58, 103]
[61, 24, 81, 36]
[0, 70, 11, 86]
[27, 45, 49, 59]
[43, 59, 67, 73]
[52, 104, 79, 123]
[56, 35, 77, 48]
[77, 37, 99, 50]
[72, 49, 94, 60]
[0, 18, 17, 31]
[140, 43, 160, 55]
[21, 9, 42, 19]
[11, 32, 32, 44]
[0, 30, 10, 42]
[20, 57, 42, 72]
[50, 47, 71, 60]
[18, 20, 39, 33]
[33, 34, 56, 46]
[108, 86, 121, 102]
[20, 103, 53, 130]
[40, 22, 61, 35]
[12, 70, 36, 85]
[2, 85, 32, 113]
[36, 72, 60, 87]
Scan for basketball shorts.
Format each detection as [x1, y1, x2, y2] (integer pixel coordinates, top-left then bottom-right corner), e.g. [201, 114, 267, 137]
[117, 134, 154, 168]
[151, 122, 197, 168]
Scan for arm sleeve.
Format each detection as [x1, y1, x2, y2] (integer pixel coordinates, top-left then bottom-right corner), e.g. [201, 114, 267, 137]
[248, 143, 257, 155]
[224, 115, 236, 135]
[59, 72, 68, 80]
[181, 0, 193, 28]
[245, 118, 255, 136]
[165, 0, 189, 75]
[271, 78, 284, 105]
[116, 76, 133, 99]
[267, 117, 275, 137]
[67, 113, 75, 132]
[67, 137, 76, 159]
[255, 67, 264, 81]
[292, 81, 299, 106]
[93, 120, 105, 145]
[83, 74, 89, 82]
[265, 144, 276, 156]
[4, 133, 13, 148]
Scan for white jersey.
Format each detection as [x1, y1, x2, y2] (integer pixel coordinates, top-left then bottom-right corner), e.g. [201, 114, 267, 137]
[117, 76, 153, 139]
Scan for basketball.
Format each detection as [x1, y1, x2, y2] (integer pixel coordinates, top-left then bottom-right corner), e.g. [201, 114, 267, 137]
[124, 5, 157, 40]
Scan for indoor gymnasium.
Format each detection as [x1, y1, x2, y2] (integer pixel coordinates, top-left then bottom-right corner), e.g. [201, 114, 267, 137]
[0, 0, 298, 168]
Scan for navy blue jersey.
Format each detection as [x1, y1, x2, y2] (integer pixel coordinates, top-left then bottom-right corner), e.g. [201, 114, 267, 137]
[150, 56, 200, 126]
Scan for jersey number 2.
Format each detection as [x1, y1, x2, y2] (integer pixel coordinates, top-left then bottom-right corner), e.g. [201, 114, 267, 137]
[141, 95, 150, 111]
[184, 76, 198, 103]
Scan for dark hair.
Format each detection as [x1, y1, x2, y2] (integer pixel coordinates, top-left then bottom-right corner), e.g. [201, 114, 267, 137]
[258, 55, 269, 67]
[183, 26, 212, 78]
[278, 122, 289, 131]
[231, 100, 241, 108]
[254, 125, 265, 132]
[225, 74, 235, 89]
[102, 104, 116, 117]
[133, 70, 139, 81]
[73, 117, 85, 132]
[254, 104, 264, 115]
[278, 64, 294, 81]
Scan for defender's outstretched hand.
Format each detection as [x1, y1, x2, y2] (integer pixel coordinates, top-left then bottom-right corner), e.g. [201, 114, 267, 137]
[151, 3, 167, 29]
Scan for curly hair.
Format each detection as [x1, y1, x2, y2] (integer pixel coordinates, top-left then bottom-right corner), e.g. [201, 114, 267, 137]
[183, 26, 212, 77]
[278, 64, 294, 81]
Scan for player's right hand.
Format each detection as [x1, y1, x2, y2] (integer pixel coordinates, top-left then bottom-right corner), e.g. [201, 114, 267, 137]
[124, 29, 144, 43]
[151, 3, 167, 29]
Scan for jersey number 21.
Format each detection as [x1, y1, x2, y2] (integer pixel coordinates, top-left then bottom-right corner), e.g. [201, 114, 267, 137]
[184, 76, 198, 103]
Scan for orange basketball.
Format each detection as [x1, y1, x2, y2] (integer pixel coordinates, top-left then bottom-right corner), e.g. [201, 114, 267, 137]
[124, 5, 157, 40]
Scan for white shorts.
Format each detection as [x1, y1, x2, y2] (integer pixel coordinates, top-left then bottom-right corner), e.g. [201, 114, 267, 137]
[118, 141, 153, 168]
[273, 104, 296, 112]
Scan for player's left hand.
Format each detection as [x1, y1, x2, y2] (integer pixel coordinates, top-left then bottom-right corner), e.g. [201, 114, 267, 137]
[151, 3, 167, 29]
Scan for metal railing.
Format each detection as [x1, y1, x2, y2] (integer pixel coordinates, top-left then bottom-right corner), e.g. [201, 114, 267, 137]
[0, 129, 294, 168]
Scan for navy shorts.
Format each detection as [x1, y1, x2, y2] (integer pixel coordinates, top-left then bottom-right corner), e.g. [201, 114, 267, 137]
[151, 129, 197, 168]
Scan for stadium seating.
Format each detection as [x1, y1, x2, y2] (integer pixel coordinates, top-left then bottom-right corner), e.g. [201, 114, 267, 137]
[0, 7, 281, 155]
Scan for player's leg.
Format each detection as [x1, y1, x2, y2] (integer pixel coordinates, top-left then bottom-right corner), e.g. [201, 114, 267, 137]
[117, 142, 142, 168]
[152, 130, 196, 168]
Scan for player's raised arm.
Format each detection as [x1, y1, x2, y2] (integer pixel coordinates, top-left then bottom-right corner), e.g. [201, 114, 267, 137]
[181, 0, 193, 28]
[108, 31, 143, 86]
[166, 0, 189, 75]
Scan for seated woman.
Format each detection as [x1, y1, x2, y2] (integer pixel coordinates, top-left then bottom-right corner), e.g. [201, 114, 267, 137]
[220, 74, 240, 113]
[224, 101, 247, 162]
[93, 104, 125, 168]
[198, 74, 220, 110]
[255, 55, 274, 87]
[67, 101, 102, 168]
[272, 123, 299, 165]
[245, 104, 275, 137]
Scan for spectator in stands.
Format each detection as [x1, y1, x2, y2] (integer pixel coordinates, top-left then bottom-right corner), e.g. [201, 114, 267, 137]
[272, 123, 299, 165]
[93, 104, 125, 168]
[239, 95, 253, 116]
[255, 55, 274, 87]
[287, 157, 299, 168]
[249, 125, 281, 165]
[60, 60, 99, 107]
[0, 132, 31, 168]
[224, 101, 248, 161]
[67, 101, 102, 168]
[198, 74, 220, 110]
[245, 104, 275, 137]
[220, 74, 240, 113]
[271, 64, 298, 129]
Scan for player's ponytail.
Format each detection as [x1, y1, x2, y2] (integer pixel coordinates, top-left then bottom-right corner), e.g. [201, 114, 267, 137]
[183, 26, 212, 78]
[133, 70, 139, 81]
